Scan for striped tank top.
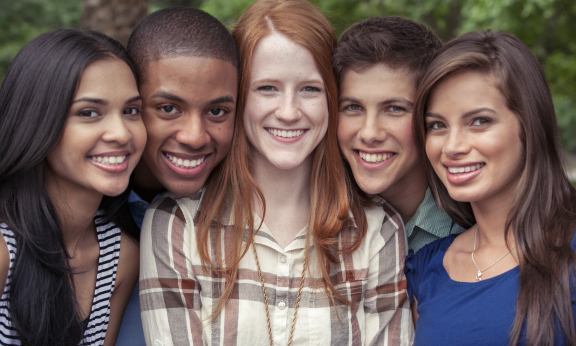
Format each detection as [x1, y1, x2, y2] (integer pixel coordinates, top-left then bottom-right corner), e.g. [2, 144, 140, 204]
[0, 218, 122, 345]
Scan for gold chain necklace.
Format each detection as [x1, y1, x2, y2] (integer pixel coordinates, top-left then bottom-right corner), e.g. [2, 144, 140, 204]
[471, 225, 516, 281]
[251, 239, 308, 346]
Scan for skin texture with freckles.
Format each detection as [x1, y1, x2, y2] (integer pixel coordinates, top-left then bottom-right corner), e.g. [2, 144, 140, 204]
[134, 56, 237, 200]
[337, 64, 427, 221]
[425, 71, 524, 208]
[244, 32, 328, 174]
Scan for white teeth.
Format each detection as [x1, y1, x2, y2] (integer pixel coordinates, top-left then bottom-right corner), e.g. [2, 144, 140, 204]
[448, 163, 484, 174]
[358, 151, 393, 163]
[267, 128, 305, 138]
[165, 153, 205, 168]
[90, 155, 127, 165]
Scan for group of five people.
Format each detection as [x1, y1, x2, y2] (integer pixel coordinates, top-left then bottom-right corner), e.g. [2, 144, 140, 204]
[0, 0, 574, 345]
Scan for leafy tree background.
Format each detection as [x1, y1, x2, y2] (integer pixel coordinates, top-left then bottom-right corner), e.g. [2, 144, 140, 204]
[1, 0, 575, 153]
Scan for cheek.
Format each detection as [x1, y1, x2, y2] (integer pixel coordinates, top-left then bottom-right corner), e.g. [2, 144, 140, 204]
[209, 121, 234, 152]
[131, 122, 148, 154]
[425, 136, 443, 163]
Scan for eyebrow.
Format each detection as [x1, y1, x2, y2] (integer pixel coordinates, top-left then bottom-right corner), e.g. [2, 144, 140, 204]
[150, 92, 186, 103]
[252, 78, 324, 85]
[426, 107, 497, 119]
[126, 95, 143, 104]
[150, 92, 235, 105]
[339, 96, 413, 107]
[209, 95, 235, 104]
[72, 97, 107, 105]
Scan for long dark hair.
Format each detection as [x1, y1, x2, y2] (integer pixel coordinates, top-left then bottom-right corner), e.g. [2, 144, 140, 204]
[414, 30, 576, 346]
[0, 28, 139, 346]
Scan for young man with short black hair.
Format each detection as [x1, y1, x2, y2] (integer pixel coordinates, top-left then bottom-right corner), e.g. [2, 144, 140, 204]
[116, 8, 239, 345]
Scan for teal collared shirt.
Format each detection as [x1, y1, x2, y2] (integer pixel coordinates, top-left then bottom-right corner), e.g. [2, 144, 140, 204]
[405, 188, 466, 253]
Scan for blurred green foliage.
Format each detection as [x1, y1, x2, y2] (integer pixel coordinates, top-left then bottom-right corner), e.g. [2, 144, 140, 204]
[1, 0, 575, 152]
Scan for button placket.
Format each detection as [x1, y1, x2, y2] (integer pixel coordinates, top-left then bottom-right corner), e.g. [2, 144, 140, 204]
[273, 252, 290, 344]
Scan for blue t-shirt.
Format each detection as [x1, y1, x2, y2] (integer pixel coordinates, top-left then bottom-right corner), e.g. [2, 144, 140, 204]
[405, 233, 576, 346]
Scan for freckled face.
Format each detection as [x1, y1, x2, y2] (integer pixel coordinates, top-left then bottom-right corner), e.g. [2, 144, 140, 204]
[139, 56, 237, 196]
[337, 64, 420, 197]
[243, 33, 329, 171]
[425, 71, 524, 205]
[45, 58, 146, 198]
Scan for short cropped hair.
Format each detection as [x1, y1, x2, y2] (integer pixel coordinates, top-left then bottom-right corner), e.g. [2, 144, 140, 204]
[332, 16, 442, 84]
[127, 7, 239, 82]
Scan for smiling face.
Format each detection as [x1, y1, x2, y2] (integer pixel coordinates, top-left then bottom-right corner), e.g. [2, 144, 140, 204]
[337, 64, 423, 198]
[138, 56, 237, 196]
[425, 70, 524, 206]
[243, 33, 329, 171]
[45, 58, 146, 198]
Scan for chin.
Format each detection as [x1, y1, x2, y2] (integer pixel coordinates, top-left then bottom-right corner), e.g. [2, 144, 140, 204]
[165, 181, 203, 197]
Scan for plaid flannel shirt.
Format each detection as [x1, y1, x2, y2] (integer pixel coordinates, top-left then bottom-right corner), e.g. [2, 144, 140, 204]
[139, 189, 413, 346]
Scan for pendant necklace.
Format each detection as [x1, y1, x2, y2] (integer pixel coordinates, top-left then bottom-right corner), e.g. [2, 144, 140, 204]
[471, 225, 515, 281]
[252, 238, 308, 346]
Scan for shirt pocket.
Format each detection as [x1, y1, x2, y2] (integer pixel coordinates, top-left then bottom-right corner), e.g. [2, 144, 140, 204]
[307, 275, 367, 346]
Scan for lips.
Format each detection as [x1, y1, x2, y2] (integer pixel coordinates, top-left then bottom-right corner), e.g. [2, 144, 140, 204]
[358, 151, 394, 164]
[266, 127, 306, 138]
[447, 163, 484, 174]
[89, 152, 130, 173]
[165, 153, 205, 168]
[90, 155, 127, 165]
[444, 162, 485, 184]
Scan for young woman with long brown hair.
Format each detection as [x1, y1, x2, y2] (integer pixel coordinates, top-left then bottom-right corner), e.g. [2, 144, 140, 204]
[407, 30, 576, 345]
[139, 1, 412, 345]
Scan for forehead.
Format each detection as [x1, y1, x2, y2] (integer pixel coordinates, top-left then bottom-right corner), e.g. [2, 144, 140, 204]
[75, 58, 137, 97]
[139, 56, 238, 98]
[249, 33, 321, 81]
[339, 64, 415, 99]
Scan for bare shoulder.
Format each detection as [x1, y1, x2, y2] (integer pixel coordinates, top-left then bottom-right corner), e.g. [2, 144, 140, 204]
[0, 232, 10, 293]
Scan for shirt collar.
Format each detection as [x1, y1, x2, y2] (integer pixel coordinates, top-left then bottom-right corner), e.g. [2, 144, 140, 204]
[404, 188, 455, 238]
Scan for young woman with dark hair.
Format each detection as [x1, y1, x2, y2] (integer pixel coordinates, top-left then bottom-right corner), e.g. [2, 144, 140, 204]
[0, 29, 146, 345]
[407, 30, 576, 345]
[139, 1, 412, 344]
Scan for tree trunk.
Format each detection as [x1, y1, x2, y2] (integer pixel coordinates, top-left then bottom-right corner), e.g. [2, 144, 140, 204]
[81, 0, 148, 47]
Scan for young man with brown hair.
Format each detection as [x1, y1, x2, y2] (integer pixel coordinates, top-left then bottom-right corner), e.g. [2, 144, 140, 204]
[333, 17, 465, 254]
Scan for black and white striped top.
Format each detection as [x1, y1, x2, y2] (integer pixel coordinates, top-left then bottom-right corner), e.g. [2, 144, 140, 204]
[0, 218, 122, 345]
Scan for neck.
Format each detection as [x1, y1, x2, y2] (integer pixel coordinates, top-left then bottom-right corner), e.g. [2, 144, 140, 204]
[379, 162, 428, 224]
[252, 152, 312, 215]
[132, 161, 165, 203]
[251, 151, 312, 247]
[45, 179, 102, 256]
[471, 192, 516, 248]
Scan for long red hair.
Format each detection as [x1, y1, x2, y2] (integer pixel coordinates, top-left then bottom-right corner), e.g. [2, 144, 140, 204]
[197, 0, 367, 318]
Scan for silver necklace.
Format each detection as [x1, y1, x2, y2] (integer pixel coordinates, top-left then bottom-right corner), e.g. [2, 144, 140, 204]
[471, 225, 515, 281]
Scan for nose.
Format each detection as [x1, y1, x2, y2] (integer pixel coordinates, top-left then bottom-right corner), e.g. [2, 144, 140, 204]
[102, 113, 132, 145]
[358, 111, 385, 144]
[175, 113, 210, 149]
[442, 128, 470, 158]
[275, 92, 301, 123]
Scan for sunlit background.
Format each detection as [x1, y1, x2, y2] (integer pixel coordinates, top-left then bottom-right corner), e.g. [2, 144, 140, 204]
[1, 0, 575, 179]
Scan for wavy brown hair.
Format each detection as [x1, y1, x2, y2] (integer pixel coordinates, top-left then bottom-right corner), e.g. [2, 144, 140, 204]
[414, 30, 576, 346]
[196, 0, 367, 318]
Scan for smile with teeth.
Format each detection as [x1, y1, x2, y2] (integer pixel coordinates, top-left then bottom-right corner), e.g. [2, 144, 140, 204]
[267, 128, 305, 138]
[447, 163, 485, 174]
[358, 151, 394, 163]
[90, 155, 127, 165]
[165, 153, 205, 168]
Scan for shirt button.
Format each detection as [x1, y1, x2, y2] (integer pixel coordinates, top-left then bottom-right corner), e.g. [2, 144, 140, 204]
[280, 256, 287, 263]
[278, 300, 286, 309]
